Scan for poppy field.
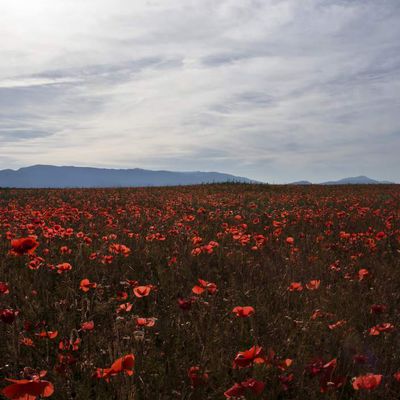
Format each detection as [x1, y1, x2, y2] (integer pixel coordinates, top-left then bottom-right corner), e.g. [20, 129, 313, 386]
[1, 183, 400, 399]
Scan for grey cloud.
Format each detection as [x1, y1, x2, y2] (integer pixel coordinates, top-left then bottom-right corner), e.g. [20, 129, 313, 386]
[0, 0, 399, 182]
[0, 129, 53, 142]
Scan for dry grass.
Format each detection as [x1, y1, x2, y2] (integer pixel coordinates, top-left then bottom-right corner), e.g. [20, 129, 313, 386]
[0, 184, 399, 399]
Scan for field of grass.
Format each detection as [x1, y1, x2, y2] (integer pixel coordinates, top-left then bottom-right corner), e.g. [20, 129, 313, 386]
[1, 184, 399, 399]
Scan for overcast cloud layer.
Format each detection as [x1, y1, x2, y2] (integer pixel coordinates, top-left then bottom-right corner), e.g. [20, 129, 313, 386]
[0, 0, 399, 183]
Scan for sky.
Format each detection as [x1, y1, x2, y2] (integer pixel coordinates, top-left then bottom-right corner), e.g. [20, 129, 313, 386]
[0, 0, 399, 183]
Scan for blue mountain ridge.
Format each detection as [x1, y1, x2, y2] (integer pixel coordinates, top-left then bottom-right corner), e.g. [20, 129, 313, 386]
[0, 165, 256, 188]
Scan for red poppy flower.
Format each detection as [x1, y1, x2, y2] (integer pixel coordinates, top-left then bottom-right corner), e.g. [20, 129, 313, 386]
[233, 346, 265, 369]
[224, 378, 265, 398]
[133, 285, 152, 298]
[369, 323, 395, 335]
[55, 263, 72, 274]
[232, 306, 255, 318]
[10, 237, 39, 255]
[81, 321, 95, 331]
[2, 370, 54, 399]
[116, 291, 128, 301]
[79, 279, 97, 292]
[188, 366, 209, 387]
[305, 280, 320, 290]
[1, 309, 19, 324]
[0, 282, 10, 295]
[116, 303, 133, 313]
[370, 304, 387, 314]
[20, 337, 35, 347]
[192, 279, 217, 295]
[178, 297, 195, 311]
[286, 237, 294, 245]
[288, 282, 303, 292]
[135, 317, 156, 327]
[94, 354, 135, 381]
[352, 374, 382, 390]
[36, 331, 58, 339]
[328, 320, 347, 330]
[310, 309, 324, 320]
[59, 338, 81, 351]
[108, 243, 131, 256]
[357, 268, 369, 281]
[394, 371, 400, 382]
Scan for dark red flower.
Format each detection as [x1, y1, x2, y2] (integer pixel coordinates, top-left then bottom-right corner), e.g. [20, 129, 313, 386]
[352, 374, 382, 390]
[232, 306, 255, 318]
[224, 378, 265, 398]
[1, 309, 19, 324]
[94, 354, 135, 381]
[0, 282, 10, 295]
[188, 366, 208, 387]
[10, 237, 39, 255]
[233, 346, 265, 369]
[2, 370, 54, 399]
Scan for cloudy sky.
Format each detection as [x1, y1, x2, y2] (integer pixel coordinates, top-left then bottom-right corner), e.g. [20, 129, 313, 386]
[0, 0, 399, 183]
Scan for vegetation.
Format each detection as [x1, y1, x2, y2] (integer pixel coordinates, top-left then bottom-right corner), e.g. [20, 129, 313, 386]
[1, 184, 399, 399]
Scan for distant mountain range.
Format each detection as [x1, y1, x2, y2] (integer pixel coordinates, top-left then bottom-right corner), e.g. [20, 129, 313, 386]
[0, 165, 255, 188]
[0, 166, 395, 188]
[290, 176, 394, 185]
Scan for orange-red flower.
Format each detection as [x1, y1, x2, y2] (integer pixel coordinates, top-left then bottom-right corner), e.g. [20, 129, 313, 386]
[286, 237, 294, 245]
[108, 243, 131, 256]
[94, 354, 135, 381]
[20, 337, 35, 347]
[192, 279, 217, 295]
[135, 317, 156, 327]
[328, 320, 347, 330]
[357, 268, 369, 281]
[36, 331, 58, 340]
[232, 306, 255, 318]
[2, 370, 54, 399]
[288, 282, 303, 292]
[305, 280, 320, 290]
[233, 346, 265, 369]
[352, 374, 382, 390]
[79, 279, 97, 292]
[0, 282, 10, 295]
[116, 302, 133, 313]
[133, 285, 152, 298]
[81, 321, 94, 331]
[224, 378, 265, 398]
[369, 323, 395, 335]
[10, 237, 39, 255]
[55, 263, 72, 274]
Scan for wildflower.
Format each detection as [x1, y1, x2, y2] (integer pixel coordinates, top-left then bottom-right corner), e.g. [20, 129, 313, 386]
[288, 282, 303, 292]
[352, 374, 382, 390]
[306, 280, 321, 290]
[10, 237, 39, 255]
[224, 378, 265, 398]
[232, 306, 255, 317]
[79, 279, 97, 292]
[56, 263, 72, 274]
[188, 366, 208, 387]
[192, 279, 217, 295]
[233, 346, 265, 369]
[2, 370, 54, 400]
[1, 309, 19, 324]
[94, 354, 135, 381]
[133, 285, 152, 298]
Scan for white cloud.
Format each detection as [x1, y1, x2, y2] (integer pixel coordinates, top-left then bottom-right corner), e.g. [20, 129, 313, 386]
[0, 0, 399, 182]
